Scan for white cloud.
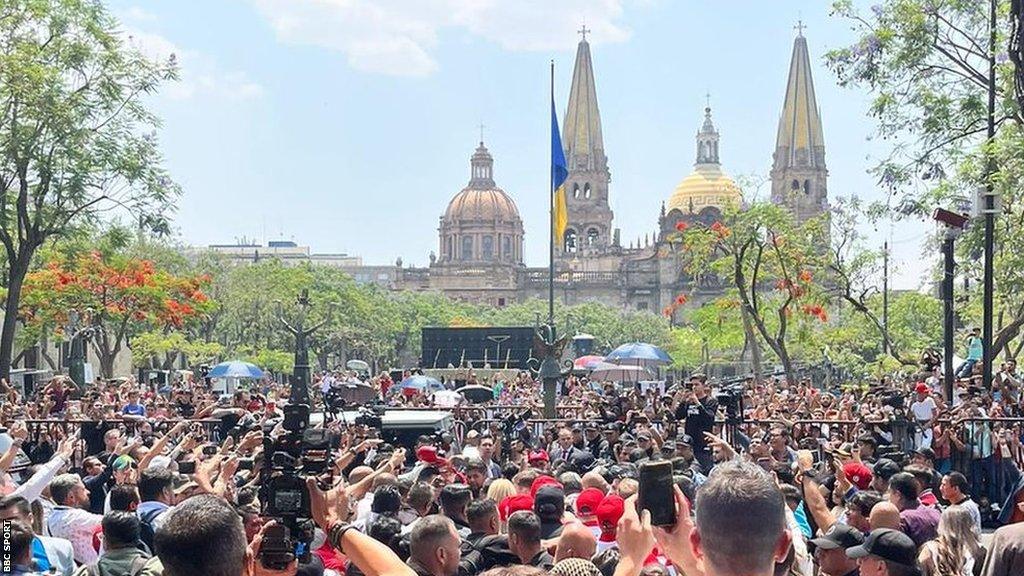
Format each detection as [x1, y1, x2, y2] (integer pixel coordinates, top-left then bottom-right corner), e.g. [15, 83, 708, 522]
[251, 0, 633, 77]
[119, 14, 264, 102]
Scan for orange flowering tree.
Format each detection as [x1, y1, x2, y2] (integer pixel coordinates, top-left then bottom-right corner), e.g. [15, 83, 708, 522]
[680, 202, 830, 383]
[19, 251, 213, 377]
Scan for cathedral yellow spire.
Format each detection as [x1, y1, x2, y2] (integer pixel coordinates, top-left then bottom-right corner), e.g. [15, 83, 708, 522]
[562, 29, 604, 171]
[770, 24, 828, 222]
[774, 26, 825, 169]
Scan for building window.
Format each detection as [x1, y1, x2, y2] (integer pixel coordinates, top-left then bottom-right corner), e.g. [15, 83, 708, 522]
[482, 235, 494, 260]
[791, 179, 800, 190]
[503, 236, 512, 258]
[564, 229, 578, 253]
[804, 180, 811, 195]
[573, 184, 580, 198]
[445, 236, 452, 259]
[497, 297, 506, 307]
[636, 302, 648, 311]
[587, 228, 599, 246]
[584, 183, 592, 199]
[461, 236, 473, 260]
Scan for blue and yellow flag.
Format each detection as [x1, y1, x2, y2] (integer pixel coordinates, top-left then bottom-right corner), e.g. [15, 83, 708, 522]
[551, 98, 569, 241]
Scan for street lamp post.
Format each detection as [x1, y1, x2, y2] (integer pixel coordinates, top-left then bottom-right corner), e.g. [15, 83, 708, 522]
[982, 0, 997, 392]
[277, 290, 331, 406]
[64, 309, 96, 390]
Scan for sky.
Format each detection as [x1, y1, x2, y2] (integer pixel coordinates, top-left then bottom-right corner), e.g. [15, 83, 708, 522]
[107, 0, 935, 290]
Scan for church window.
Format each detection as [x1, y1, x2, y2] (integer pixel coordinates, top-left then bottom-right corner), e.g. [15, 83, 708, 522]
[573, 184, 580, 199]
[481, 235, 494, 260]
[461, 236, 473, 260]
[587, 228, 599, 246]
[564, 229, 578, 253]
[503, 236, 512, 258]
[584, 183, 592, 199]
[791, 179, 800, 190]
[803, 180, 811, 195]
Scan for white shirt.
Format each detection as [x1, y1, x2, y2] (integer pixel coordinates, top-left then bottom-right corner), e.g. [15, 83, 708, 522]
[910, 397, 937, 421]
[47, 505, 103, 565]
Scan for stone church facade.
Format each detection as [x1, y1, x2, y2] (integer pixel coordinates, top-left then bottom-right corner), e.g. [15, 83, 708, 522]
[386, 29, 829, 313]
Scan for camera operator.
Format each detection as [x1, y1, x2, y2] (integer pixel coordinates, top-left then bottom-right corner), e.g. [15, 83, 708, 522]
[673, 375, 718, 471]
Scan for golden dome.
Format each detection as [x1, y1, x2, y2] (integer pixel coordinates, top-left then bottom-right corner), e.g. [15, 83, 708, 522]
[666, 163, 741, 214]
[444, 187, 521, 223]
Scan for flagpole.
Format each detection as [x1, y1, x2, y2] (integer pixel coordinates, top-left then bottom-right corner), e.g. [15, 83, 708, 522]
[549, 60, 556, 324]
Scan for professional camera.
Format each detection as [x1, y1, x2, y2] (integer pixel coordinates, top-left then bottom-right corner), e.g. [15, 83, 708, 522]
[501, 408, 533, 437]
[354, 404, 385, 429]
[258, 402, 333, 569]
[715, 384, 745, 425]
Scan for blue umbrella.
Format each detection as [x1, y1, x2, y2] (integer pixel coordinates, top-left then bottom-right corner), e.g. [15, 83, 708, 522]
[398, 375, 444, 392]
[605, 342, 672, 366]
[208, 361, 264, 379]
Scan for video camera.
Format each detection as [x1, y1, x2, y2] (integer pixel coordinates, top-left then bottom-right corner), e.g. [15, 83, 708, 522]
[258, 402, 334, 569]
[715, 383, 745, 425]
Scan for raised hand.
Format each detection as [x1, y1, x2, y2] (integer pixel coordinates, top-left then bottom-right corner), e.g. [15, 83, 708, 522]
[616, 495, 655, 568]
[652, 486, 704, 576]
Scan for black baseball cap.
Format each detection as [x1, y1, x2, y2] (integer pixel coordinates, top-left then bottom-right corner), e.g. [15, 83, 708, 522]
[809, 524, 864, 551]
[872, 458, 901, 481]
[846, 528, 918, 570]
[909, 447, 936, 462]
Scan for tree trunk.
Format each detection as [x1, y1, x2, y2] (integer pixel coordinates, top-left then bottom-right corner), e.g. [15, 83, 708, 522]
[740, 305, 764, 382]
[0, 256, 30, 380]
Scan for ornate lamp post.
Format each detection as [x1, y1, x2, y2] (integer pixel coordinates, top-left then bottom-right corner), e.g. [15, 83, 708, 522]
[64, 309, 96, 389]
[276, 290, 331, 406]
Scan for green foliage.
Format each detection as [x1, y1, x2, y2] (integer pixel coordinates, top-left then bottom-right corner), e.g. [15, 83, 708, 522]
[0, 0, 179, 376]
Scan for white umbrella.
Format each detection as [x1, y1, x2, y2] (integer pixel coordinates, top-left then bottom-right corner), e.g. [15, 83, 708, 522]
[589, 362, 653, 383]
[432, 389, 463, 408]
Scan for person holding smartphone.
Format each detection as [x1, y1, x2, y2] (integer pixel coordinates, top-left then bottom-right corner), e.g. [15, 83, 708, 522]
[673, 375, 718, 472]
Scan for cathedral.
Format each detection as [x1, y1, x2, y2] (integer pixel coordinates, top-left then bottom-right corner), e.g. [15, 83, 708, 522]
[389, 28, 829, 313]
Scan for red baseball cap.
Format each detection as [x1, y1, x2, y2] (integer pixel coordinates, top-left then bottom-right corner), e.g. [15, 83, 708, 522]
[595, 494, 625, 541]
[530, 475, 563, 498]
[528, 450, 549, 464]
[416, 445, 448, 468]
[914, 382, 929, 394]
[498, 494, 535, 521]
[575, 487, 605, 517]
[842, 462, 874, 490]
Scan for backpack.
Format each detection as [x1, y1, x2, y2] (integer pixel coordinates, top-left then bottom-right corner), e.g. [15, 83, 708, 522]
[138, 507, 164, 553]
[86, 555, 150, 576]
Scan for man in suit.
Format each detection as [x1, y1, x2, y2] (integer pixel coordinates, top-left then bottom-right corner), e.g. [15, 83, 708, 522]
[552, 428, 585, 466]
[0, 494, 75, 576]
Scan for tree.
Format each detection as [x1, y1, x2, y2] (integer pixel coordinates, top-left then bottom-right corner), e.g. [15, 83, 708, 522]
[681, 203, 830, 382]
[19, 251, 211, 377]
[131, 331, 223, 370]
[0, 0, 178, 378]
[829, 1, 1024, 362]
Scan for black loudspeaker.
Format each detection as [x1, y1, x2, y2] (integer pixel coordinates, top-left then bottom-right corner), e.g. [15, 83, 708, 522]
[421, 327, 535, 370]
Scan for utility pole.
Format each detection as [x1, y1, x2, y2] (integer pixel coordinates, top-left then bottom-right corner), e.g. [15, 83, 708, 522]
[883, 240, 889, 355]
[943, 233, 956, 401]
[982, 0, 997, 392]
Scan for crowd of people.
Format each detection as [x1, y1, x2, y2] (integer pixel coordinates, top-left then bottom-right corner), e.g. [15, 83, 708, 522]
[0, 363, 1023, 576]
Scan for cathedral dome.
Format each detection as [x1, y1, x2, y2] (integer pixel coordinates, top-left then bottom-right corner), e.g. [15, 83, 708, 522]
[666, 105, 741, 214]
[667, 164, 741, 214]
[444, 187, 520, 222]
[438, 141, 524, 266]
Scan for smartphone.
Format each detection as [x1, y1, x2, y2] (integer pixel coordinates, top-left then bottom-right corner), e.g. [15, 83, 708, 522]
[178, 460, 197, 475]
[638, 460, 677, 527]
[202, 444, 218, 456]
